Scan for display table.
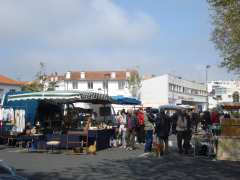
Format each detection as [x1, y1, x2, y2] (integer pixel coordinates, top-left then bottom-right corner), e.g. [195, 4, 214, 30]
[88, 129, 115, 151]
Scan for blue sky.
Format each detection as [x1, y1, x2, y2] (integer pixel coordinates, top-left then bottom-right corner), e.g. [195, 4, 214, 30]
[0, 0, 235, 82]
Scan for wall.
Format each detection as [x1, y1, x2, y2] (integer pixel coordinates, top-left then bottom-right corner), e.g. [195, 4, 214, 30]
[208, 81, 240, 108]
[55, 80, 131, 97]
[140, 75, 169, 107]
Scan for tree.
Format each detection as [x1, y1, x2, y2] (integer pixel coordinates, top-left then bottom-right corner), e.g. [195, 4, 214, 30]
[208, 0, 240, 73]
[128, 71, 142, 98]
[21, 62, 47, 92]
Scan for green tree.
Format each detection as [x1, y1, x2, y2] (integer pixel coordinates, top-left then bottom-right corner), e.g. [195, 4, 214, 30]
[128, 71, 142, 98]
[21, 62, 46, 92]
[208, 0, 240, 72]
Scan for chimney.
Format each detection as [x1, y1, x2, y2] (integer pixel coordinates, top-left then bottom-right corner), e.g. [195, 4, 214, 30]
[81, 72, 85, 79]
[66, 71, 71, 79]
[126, 71, 131, 79]
[111, 72, 116, 79]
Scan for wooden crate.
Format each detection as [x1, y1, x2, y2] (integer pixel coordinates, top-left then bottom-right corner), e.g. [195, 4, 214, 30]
[221, 119, 240, 136]
[217, 137, 240, 161]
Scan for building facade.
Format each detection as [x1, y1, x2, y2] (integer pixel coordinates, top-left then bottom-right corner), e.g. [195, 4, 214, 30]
[141, 74, 208, 111]
[46, 70, 136, 97]
[0, 75, 24, 105]
[208, 80, 240, 108]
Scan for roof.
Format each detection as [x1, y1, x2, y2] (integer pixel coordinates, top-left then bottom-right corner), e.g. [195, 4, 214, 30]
[8, 91, 114, 104]
[0, 75, 26, 86]
[72, 70, 136, 81]
[53, 70, 137, 81]
[112, 95, 141, 105]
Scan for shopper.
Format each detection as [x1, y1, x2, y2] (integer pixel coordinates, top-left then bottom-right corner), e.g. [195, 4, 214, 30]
[155, 109, 171, 155]
[136, 108, 145, 144]
[119, 110, 127, 148]
[144, 111, 154, 154]
[126, 109, 137, 150]
[176, 110, 188, 154]
[183, 111, 192, 154]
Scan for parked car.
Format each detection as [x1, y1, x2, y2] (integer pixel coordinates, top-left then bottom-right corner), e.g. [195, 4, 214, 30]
[0, 160, 27, 180]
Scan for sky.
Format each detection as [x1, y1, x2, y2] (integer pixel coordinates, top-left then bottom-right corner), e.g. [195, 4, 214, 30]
[0, 0, 236, 82]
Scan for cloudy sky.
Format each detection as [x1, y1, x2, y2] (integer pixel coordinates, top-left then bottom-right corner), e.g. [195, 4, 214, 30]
[0, 0, 236, 82]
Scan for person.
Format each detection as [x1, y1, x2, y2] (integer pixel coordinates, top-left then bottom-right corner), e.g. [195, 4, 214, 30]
[119, 110, 127, 148]
[136, 108, 145, 144]
[176, 110, 188, 154]
[144, 111, 154, 154]
[211, 110, 219, 124]
[183, 111, 192, 154]
[155, 109, 171, 155]
[202, 111, 211, 130]
[23, 122, 32, 136]
[126, 109, 137, 151]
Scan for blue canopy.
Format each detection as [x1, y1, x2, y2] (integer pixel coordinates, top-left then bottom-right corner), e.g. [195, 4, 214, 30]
[3, 91, 39, 125]
[112, 96, 141, 105]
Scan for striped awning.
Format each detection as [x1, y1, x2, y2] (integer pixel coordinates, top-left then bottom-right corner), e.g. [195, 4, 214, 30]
[220, 102, 240, 110]
[8, 91, 113, 104]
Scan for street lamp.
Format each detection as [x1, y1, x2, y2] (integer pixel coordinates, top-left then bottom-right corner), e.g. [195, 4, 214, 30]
[206, 65, 211, 110]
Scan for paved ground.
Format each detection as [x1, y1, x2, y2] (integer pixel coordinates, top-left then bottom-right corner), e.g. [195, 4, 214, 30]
[0, 140, 240, 180]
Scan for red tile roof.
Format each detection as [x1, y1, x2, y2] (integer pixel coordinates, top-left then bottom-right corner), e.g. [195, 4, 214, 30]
[46, 70, 138, 82]
[0, 75, 26, 86]
[68, 70, 137, 81]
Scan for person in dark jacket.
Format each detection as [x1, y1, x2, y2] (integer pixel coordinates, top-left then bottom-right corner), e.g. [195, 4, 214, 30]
[183, 111, 192, 154]
[155, 109, 171, 155]
[126, 109, 137, 150]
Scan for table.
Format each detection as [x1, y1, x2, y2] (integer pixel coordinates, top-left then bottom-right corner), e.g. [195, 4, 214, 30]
[88, 129, 115, 151]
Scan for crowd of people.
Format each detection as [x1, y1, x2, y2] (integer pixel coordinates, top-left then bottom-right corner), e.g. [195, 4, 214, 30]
[115, 107, 221, 157]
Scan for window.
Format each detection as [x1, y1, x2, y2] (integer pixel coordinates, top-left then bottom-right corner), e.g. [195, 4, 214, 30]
[118, 81, 125, 90]
[103, 81, 108, 90]
[88, 81, 93, 89]
[72, 81, 78, 89]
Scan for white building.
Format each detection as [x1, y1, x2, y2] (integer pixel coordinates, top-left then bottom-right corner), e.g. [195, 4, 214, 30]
[208, 80, 240, 108]
[0, 75, 24, 105]
[141, 74, 208, 111]
[47, 70, 136, 97]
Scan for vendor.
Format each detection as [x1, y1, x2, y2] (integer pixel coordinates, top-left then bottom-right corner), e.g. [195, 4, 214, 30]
[84, 117, 92, 134]
[23, 122, 32, 136]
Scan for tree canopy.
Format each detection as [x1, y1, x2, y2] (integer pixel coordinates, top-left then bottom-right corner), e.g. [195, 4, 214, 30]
[208, 0, 240, 73]
[128, 72, 142, 98]
[21, 62, 46, 92]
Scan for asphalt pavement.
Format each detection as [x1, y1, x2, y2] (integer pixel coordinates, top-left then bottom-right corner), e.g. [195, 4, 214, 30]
[0, 137, 239, 180]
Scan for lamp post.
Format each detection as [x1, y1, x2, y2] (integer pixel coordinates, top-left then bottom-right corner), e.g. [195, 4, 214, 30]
[206, 65, 211, 110]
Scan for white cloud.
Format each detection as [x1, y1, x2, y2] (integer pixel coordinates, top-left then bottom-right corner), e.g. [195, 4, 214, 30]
[0, 0, 159, 48]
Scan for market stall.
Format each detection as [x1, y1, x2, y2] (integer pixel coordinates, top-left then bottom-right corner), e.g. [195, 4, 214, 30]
[217, 102, 240, 161]
[5, 91, 115, 152]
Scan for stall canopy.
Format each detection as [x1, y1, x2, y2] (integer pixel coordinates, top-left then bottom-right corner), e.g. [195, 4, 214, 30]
[111, 95, 141, 105]
[3, 91, 39, 125]
[8, 91, 114, 104]
[219, 102, 240, 110]
[159, 104, 183, 110]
